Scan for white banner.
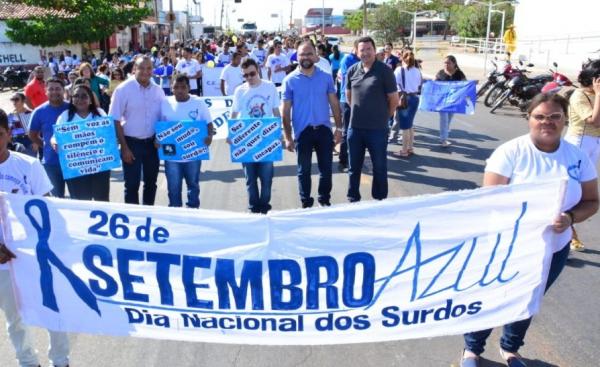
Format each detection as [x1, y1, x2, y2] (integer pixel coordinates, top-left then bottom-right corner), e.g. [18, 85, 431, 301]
[0, 180, 563, 345]
[198, 96, 232, 140]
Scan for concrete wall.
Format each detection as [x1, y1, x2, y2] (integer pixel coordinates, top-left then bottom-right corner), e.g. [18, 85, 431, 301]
[0, 22, 82, 67]
[513, 0, 600, 73]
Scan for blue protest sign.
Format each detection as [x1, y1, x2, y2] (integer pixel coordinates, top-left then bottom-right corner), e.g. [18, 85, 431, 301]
[53, 116, 121, 180]
[418, 80, 477, 114]
[155, 120, 210, 161]
[228, 117, 283, 163]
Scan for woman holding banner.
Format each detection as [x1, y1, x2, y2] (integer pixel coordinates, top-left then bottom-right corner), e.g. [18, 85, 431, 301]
[54, 84, 111, 201]
[460, 93, 599, 367]
[435, 55, 466, 148]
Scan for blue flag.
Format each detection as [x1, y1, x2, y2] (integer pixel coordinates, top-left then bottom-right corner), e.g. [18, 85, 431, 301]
[418, 80, 477, 114]
[228, 118, 283, 163]
[155, 120, 210, 161]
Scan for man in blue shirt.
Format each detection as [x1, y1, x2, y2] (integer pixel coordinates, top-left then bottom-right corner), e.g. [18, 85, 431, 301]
[29, 78, 70, 198]
[282, 41, 342, 208]
[337, 40, 360, 172]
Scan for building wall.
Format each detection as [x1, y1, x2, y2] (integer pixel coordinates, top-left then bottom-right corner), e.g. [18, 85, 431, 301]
[513, 0, 600, 71]
[0, 22, 82, 67]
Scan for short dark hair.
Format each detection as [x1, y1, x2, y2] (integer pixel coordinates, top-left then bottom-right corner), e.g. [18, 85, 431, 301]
[173, 74, 190, 87]
[183, 47, 193, 54]
[0, 109, 8, 131]
[232, 52, 242, 60]
[578, 58, 600, 87]
[46, 77, 65, 88]
[298, 40, 316, 52]
[357, 36, 376, 50]
[241, 58, 258, 70]
[527, 92, 569, 116]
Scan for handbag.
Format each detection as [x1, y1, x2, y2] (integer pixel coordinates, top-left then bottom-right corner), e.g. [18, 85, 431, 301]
[398, 67, 408, 110]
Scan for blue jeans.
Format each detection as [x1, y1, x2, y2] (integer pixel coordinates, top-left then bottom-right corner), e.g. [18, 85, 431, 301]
[295, 125, 334, 207]
[243, 162, 273, 214]
[347, 127, 388, 202]
[43, 164, 65, 198]
[164, 160, 202, 208]
[463, 243, 570, 355]
[339, 102, 351, 166]
[123, 137, 159, 205]
[439, 112, 454, 141]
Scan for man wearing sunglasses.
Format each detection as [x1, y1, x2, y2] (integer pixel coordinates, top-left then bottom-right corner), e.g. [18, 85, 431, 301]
[282, 41, 342, 208]
[230, 58, 280, 214]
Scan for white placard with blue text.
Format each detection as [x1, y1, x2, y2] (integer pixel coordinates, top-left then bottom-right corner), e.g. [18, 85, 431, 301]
[1, 180, 564, 344]
[228, 117, 282, 163]
[53, 116, 121, 180]
[155, 120, 210, 161]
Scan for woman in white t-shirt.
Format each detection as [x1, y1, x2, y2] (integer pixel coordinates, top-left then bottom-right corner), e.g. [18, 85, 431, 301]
[55, 84, 111, 201]
[460, 93, 598, 367]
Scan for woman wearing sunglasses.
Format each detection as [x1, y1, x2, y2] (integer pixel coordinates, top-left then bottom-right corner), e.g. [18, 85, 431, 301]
[7, 92, 36, 157]
[460, 93, 598, 367]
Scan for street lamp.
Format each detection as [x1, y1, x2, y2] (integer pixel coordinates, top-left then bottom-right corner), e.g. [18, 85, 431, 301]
[399, 10, 430, 47]
[464, 0, 518, 75]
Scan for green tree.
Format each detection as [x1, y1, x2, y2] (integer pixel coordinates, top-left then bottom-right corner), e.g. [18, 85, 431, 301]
[5, 0, 151, 47]
[448, 1, 514, 38]
[344, 11, 364, 35]
[371, 2, 411, 45]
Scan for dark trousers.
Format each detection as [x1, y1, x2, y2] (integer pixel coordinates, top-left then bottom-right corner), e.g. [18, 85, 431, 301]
[295, 125, 334, 207]
[463, 244, 570, 354]
[339, 102, 351, 166]
[347, 127, 389, 202]
[66, 171, 111, 201]
[44, 164, 65, 198]
[123, 136, 159, 205]
[242, 162, 274, 214]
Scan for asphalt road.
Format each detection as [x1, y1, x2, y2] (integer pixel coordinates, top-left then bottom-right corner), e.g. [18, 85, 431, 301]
[0, 59, 599, 366]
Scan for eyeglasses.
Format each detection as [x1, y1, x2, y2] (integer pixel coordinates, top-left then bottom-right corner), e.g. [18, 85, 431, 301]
[72, 94, 90, 100]
[242, 71, 257, 78]
[530, 113, 563, 123]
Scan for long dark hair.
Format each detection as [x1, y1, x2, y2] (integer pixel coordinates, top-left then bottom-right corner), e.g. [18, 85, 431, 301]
[68, 84, 101, 121]
[332, 45, 341, 60]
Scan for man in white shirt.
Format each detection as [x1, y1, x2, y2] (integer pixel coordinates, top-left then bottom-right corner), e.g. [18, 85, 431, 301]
[175, 47, 202, 95]
[266, 41, 291, 87]
[220, 52, 244, 96]
[230, 58, 281, 214]
[217, 42, 232, 65]
[250, 39, 267, 67]
[109, 55, 166, 205]
[160, 75, 213, 208]
[0, 109, 71, 367]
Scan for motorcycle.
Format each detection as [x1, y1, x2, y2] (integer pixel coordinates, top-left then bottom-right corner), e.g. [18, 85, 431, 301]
[476, 59, 504, 99]
[483, 61, 524, 107]
[1, 66, 30, 90]
[490, 62, 553, 114]
[541, 62, 575, 97]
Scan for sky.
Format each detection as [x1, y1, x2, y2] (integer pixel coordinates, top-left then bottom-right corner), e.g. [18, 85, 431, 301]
[170, 0, 374, 31]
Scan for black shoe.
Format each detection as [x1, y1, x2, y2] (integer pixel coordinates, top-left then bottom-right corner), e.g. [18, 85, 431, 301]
[318, 201, 331, 207]
[302, 198, 314, 208]
[338, 162, 348, 172]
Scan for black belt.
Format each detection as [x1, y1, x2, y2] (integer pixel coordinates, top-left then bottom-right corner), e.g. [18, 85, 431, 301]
[12, 134, 28, 139]
[125, 136, 154, 142]
[308, 124, 327, 130]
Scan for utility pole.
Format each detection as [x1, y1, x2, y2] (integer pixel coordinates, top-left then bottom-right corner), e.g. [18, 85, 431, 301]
[220, 0, 224, 29]
[169, 0, 175, 44]
[362, 0, 367, 36]
[289, 0, 294, 30]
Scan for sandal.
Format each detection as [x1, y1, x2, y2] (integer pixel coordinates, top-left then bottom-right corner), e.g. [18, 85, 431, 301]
[460, 349, 480, 367]
[392, 151, 410, 158]
[499, 348, 527, 367]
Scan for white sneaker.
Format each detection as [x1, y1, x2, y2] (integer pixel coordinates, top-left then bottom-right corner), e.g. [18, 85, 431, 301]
[441, 140, 452, 147]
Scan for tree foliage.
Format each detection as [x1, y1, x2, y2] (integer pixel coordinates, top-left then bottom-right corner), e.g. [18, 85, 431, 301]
[370, 2, 412, 45]
[448, 1, 515, 38]
[5, 0, 151, 47]
[344, 11, 364, 34]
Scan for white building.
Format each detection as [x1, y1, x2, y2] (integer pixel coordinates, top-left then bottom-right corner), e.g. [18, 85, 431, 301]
[513, 0, 600, 73]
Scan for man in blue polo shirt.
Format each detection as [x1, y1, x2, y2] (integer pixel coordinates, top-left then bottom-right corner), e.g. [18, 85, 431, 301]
[282, 41, 342, 208]
[29, 77, 70, 198]
[337, 40, 360, 172]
